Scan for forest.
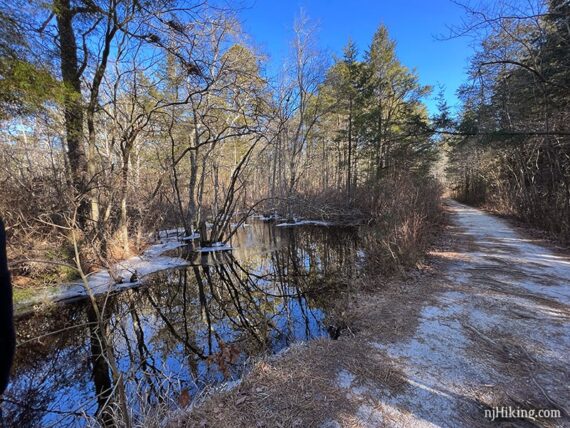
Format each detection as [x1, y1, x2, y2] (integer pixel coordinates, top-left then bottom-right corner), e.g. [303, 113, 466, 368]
[1, 1, 439, 287]
[0, 0, 569, 427]
[446, 0, 570, 242]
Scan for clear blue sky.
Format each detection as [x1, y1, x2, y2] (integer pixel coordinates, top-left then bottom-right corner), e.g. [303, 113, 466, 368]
[239, 0, 474, 114]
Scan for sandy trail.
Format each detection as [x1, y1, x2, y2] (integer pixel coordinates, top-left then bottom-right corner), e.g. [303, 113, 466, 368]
[365, 200, 570, 427]
[185, 200, 570, 427]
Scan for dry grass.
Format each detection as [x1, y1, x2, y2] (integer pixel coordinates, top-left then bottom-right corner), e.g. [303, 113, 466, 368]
[157, 245, 449, 428]
[358, 174, 444, 275]
[165, 338, 408, 428]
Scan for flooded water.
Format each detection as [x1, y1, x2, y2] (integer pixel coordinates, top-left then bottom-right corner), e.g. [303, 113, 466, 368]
[4, 222, 362, 427]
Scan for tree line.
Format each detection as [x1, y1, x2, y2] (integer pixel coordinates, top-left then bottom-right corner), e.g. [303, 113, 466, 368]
[446, 0, 570, 241]
[0, 1, 439, 283]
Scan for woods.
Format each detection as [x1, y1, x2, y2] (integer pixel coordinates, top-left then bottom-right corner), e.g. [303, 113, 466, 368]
[2, 0, 570, 427]
[0, 1, 438, 287]
[446, 0, 570, 241]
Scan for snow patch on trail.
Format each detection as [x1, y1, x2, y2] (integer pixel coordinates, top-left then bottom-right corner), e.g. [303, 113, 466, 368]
[354, 404, 384, 427]
[449, 201, 570, 304]
[337, 370, 355, 389]
[370, 293, 499, 426]
[332, 200, 570, 426]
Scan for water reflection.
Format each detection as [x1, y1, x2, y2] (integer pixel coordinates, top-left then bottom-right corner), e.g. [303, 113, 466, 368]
[4, 222, 361, 427]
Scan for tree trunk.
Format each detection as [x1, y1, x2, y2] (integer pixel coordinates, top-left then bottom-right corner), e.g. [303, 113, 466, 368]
[347, 96, 353, 199]
[55, 0, 89, 225]
[119, 158, 129, 256]
[376, 98, 383, 179]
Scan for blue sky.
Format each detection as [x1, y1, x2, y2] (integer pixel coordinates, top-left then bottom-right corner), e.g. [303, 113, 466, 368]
[239, 0, 475, 114]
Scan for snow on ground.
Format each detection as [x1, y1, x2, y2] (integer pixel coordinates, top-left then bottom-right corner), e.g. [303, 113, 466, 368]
[180, 232, 200, 241]
[17, 232, 193, 310]
[449, 202, 570, 304]
[276, 220, 332, 227]
[173, 199, 569, 426]
[53, 237, 191, 303]
[18, 227, 249, 310]
[252, 213, 283, 221]
[331, 200, 570, 426]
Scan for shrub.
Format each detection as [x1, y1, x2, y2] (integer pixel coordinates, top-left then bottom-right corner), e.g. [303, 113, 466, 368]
[356, 174, 443, 274]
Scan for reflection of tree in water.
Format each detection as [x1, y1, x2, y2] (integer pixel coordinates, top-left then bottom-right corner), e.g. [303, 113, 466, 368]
[4, 303, 98, 427]
[5, 223, 360, 427]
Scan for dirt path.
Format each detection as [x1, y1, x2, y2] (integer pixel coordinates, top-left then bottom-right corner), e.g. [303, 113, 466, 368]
[181, 200, 570, 427]
[365, 200, 570, 427]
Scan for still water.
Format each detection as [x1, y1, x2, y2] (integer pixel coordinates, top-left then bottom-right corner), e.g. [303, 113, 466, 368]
[4, 222, 362, 427]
